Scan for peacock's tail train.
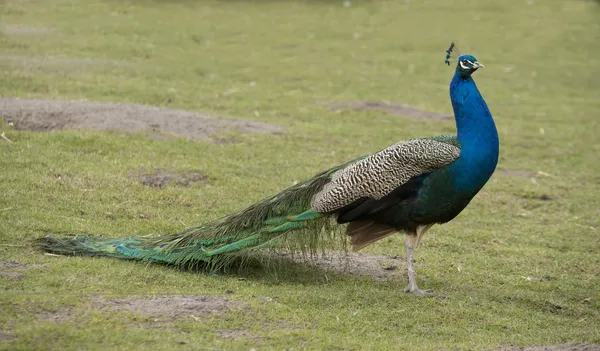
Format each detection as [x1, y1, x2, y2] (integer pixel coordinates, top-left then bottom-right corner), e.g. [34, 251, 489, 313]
[37, 160, 361, 270]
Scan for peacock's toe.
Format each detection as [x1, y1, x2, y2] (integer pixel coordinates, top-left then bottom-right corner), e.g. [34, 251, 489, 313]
[404, 286, 437, 297]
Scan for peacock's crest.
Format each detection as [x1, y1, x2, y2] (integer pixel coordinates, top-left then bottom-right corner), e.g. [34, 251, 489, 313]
[445, 42, 484, 77]
[444, 42, 460, 66]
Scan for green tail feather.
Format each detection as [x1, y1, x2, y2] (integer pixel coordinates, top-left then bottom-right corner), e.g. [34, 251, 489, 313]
[37, 157, 366, 270]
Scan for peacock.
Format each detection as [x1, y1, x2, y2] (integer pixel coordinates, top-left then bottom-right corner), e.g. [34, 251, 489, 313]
[38, 43, 499, 296]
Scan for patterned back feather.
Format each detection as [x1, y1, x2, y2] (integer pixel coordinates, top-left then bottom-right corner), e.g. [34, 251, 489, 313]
[312, 138, 460, 213]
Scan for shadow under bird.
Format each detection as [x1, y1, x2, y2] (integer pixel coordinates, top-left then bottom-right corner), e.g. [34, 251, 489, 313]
[38, 43, 499, 296]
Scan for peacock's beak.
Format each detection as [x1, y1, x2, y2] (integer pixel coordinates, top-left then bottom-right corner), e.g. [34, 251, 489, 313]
[473, 61, 485, 69]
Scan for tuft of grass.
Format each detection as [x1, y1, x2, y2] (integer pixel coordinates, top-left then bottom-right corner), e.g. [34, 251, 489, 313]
[1, 0, 600, 350]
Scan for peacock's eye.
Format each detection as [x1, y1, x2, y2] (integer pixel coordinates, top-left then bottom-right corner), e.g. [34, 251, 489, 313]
[459, 59, 470, 69]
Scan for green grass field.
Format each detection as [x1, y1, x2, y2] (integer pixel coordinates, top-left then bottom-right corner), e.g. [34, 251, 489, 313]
[1, 0, 599, 350]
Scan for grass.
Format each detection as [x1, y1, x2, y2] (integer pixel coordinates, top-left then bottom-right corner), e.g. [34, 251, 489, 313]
[1, 0, 600, 349]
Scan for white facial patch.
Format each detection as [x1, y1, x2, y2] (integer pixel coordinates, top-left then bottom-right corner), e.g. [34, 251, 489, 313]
[460, 59, 475, 70]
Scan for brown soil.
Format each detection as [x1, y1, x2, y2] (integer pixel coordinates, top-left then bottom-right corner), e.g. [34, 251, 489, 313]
[136, 169, 209, 188]
[34, 295, 240, 325]
[493, 344, 600, 351]
[215, 329, 255, 341]
[0, 331, 17, 342]
[281, 252, 406, 280]
[36, 309, 74, 323]
[0, 98, 282, 141]
[0, 260, 28, 281]
[0, 23, 53, 36]
[0, 55, 129, 69]
[91, 295, 238, 322]
[326, 101, 451, 120]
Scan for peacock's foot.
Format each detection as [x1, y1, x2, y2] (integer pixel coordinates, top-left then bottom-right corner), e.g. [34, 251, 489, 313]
[404, 286, 436, 297]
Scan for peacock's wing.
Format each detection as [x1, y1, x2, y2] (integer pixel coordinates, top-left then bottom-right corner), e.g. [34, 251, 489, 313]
[311, 136, 461, 214]
[311, 136, 460, 250]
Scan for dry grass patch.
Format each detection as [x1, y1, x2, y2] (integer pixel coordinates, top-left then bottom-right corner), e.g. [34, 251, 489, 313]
[325, 101, 451, 120]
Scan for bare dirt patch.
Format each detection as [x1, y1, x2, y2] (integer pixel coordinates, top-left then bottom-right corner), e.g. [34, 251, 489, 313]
[92, 295, 238, 322]
[36, 309, 75, 323]
[281, 252, 405, 280]
[0, 55, 130, 71]
[0, 23, 53, 36]
[34, 295, 238, 325]
[325, 101, 451, 120]
[0, 331, 17, 342]
[136, 169, 209, 188]
[216, 329, 255, 341]
[493, 344, 600, 351]
[0, 260, 28, 281]
[0, 98, 282, 141]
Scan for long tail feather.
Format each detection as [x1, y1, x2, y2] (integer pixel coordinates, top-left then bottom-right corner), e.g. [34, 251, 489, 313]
[37, 158, 365, 270]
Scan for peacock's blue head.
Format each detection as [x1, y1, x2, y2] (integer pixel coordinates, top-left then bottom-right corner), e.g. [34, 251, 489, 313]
[444, 43, 484, 77]
[456, 54, 484, 77]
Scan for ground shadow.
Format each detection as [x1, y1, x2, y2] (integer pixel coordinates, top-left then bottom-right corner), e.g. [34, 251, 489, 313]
[214, 251, 403, 282]
[142, 250, 406, 285]
[37, 238, 404, 284]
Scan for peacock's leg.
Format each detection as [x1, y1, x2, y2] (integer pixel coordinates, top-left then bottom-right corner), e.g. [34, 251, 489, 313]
[403, 234, 435, 297]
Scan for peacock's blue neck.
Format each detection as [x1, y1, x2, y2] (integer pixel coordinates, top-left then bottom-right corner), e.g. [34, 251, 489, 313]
[449, 72, 499, 193]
